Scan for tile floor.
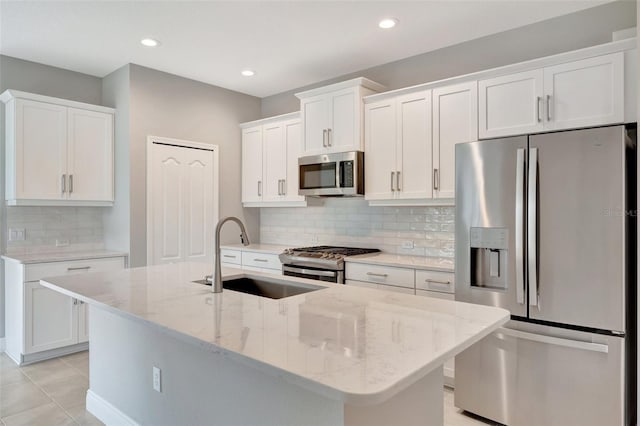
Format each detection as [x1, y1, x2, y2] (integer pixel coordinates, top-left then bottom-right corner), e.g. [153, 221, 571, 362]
[1, 351, 495, 426]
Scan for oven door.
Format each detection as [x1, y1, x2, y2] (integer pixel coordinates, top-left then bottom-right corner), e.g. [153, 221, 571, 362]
[283, 265, 343, 283]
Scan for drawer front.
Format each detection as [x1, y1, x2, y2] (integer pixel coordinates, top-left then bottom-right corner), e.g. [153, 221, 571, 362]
[241, 251, 281, 271]
[25, 257, 126, 282]
[345, 280, 379, 290]
[415, 270, 455, 293]
[379, 284, 415, 295]
[416, 289, 455, 301]
[345, 263, 415, 289]
[220, 249, 241, 265]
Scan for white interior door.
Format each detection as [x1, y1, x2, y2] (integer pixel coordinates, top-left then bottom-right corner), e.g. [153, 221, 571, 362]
[148, 139, 218, 265]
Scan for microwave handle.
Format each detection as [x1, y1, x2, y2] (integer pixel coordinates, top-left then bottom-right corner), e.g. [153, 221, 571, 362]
[336, 161, 341, 189]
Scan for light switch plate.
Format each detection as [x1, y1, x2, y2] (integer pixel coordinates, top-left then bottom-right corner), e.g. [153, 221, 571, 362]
[153, 366, 162, 392]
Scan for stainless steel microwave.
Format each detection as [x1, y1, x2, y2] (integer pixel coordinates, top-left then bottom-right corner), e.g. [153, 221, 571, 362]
[298, 151, 364, 197]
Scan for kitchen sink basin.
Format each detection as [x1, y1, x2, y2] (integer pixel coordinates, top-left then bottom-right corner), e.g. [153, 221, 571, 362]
[192, 276, 324, 299]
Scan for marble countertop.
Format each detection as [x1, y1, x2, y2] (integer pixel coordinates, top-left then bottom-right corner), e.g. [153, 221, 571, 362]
[345, 253, 454, 272]
[2, 250, 129, 264]
[220, 243, 289, 254]
[40, 262, 507, 405]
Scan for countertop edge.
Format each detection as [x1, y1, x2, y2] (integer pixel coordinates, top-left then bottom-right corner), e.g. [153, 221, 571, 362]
[2, 251, 129, 264]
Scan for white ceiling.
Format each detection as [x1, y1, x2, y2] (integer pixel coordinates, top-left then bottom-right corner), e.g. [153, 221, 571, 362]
[0, 1, 612, 98]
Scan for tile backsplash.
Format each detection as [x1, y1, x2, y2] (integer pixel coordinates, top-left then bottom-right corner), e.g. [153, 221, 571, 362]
[260, 198, 454, 259]
[6, 206, 104, 255]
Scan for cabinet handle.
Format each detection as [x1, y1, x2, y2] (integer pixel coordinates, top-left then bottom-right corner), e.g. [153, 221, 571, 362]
[425, 279, 451, 285]
[282, 179, 286, 195]
[68, 266, 91, 271]
[366, 272, 388, 278]
[396, 171, 401, 191]
[79, 300, 85, 305]
[323, 129, 328, 147]
[546, 95, 552, 121]
[277, 179, 281, 196]
[433, 169, 439, 191]
[254, 258, 268, 263]
[327, 128, 332, 146]
[73, 298, 78, 305]
[223, 255, 237, 259]
[536, 96, 542, 122]
[390, 171, 395, 191]
[61, 174, 66, 194]
[69, 174, 74, 194]
[258, 181, 262, 197]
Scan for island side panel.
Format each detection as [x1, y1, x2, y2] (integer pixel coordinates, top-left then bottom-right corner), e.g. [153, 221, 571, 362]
[87, 307, 344, 426]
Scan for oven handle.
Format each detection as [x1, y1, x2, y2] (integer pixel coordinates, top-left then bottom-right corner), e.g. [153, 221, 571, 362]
[283, 265, 337, 278]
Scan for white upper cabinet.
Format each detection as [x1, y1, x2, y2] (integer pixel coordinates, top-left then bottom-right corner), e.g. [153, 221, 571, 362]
[241, 113, 306, 207]
[479, 52, 625, 139]
[364, 99, 397, 201]
[433, 81, 478, 199]
[479, 69, 544, 139]
[1, 90, 115, 206]
[297, 78, 385, 156]
[543, 52, 623, 131]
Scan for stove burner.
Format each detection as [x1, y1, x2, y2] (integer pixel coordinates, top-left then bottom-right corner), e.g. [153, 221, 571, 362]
[289, 246, 380, 256]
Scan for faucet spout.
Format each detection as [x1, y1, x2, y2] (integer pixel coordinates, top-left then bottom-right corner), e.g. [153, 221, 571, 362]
[213, 217, 250, 293]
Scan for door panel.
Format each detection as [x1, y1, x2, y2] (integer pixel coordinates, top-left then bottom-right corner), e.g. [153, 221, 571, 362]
[364, 100, 397, 200]
[283, 119, 304, 201]
[263, 123, 286, 201]
[330, 88, 357, 152]
[25, 282, 77, 353]
[241, 126, 263, 203]
[301, 95, 328, 155]
[396, 91, 432, 200]
[184, 150, 215, 263]
[528, 126, 626, 331]
[455, 137, 528, 317]
[152, 147, 183, 263]
[78, 302, 89, 343]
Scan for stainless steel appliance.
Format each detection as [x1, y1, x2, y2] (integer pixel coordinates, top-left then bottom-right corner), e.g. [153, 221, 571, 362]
[280, 246, 379, 283]
[298, 151, 364, 197]
[455, 125, 636, 426]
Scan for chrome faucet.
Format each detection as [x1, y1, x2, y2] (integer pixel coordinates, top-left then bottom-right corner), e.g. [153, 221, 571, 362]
[212, 216, 250, 293]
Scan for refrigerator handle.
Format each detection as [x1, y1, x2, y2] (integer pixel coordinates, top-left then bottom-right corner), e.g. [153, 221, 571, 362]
[528, 148, 539, 307]
[515, 148, 526, 305]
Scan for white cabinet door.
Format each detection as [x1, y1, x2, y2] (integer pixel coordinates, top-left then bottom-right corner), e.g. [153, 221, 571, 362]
[433, 82, 478, 199]
[13, 99, 67, 200]
[283, 118, 304, 201]
[262, 122, 286, 202]
[543, 52, 624, 131]
[241, 126, 263, 203]
[328, 87, 359, 152]
[24, 282, 77, 354]
[67, 108, 114, 202]
[77, 302, 89, 343]
[396, 90, 433, 200]
[479, 69, 544, 139]
[364, 99, 397, 201]
[301, 94, 328, 155]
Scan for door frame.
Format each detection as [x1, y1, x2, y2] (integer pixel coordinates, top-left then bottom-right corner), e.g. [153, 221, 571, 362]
[146, 135, 220, 266]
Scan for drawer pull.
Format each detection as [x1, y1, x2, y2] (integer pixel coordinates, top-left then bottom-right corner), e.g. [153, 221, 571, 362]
[425, 279, 451, 285]
[254, 259, 269, 263]
[223, 255, 237, 259]
[366, 272, 388, 278]
[67, 266, 91, 271]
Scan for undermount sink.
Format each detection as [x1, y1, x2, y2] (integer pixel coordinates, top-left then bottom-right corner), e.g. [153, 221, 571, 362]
[192, 276, 324, 299]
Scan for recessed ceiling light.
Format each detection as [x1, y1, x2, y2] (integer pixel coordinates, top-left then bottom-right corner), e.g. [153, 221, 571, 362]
[378, 18, 398, 29]
[241, 69, 255, 77]
[140, 38, 160, 47]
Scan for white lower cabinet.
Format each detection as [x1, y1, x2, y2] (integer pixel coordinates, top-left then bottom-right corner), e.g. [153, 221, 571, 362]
[4, 255, 126, 365]
[220, 248, 282, 275]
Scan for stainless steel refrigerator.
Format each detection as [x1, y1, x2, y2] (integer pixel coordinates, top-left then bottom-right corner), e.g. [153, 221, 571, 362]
[454, 125, 636, 426]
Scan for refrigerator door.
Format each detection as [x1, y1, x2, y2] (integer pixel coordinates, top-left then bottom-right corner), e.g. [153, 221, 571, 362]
[455, 320, 625, 426]
[528, 126, 626, 332]
[455, 137, 528, 317]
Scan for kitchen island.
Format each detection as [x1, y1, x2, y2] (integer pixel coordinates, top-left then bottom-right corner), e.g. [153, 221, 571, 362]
[40, 262, 508, 426]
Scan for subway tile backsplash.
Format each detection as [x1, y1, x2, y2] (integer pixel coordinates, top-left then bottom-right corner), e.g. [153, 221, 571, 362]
[260, 198, 454, 259]
[6, 206, 104, 255]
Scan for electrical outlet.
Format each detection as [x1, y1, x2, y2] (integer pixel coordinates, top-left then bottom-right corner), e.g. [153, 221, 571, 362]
[56, 239, 69, 247]
[401, 240, 414, 249]
[153, 366, 162, 392]
[9, 228, 26, 241]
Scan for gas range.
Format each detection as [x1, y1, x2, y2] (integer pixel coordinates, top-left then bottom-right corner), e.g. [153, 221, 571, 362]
[279, 246, 380, 283]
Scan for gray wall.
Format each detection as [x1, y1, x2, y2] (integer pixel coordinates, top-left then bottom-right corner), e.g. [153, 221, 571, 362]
[262, 1, 637, 117]
[127, 65, 261, 267]
[0, 55, 103, 339]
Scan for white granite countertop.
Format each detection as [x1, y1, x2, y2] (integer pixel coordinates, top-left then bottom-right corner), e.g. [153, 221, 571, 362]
[345, 253, 454, 272]
[40, 262, 507, 405]
[220, 243, 289, 254]
[2, 250, 129, 264]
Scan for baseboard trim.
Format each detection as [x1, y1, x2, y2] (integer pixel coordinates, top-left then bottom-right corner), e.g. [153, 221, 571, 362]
[21, 342, 89, 365]
[0, 337, 5, 353]
[86, 390, 139, 426]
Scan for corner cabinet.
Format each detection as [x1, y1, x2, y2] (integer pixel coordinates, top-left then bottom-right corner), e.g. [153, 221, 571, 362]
[364, 81, 477, 205]
[296, 78, 385, 156]
[479, 52, 624, 139]
[241, 113, 307, 207]
[4, 254, 127, 365]
[0, 90, 115, 206]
